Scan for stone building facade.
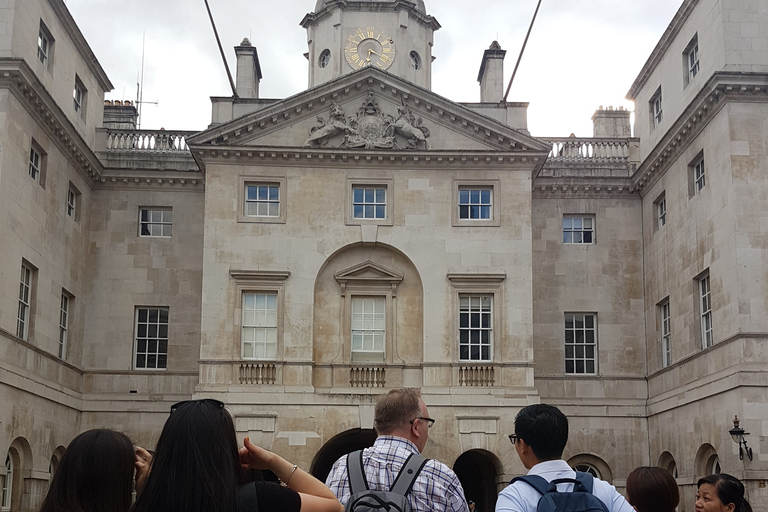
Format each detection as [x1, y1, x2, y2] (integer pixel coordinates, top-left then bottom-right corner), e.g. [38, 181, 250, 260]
[1, 1, 766, 511]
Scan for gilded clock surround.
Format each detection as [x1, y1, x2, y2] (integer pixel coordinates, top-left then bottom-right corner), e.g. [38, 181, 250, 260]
[344, 26, 396, 70]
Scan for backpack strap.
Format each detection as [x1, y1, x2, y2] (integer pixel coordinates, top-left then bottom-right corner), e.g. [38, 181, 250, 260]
[509, 474, 554, 496]
[347, 450, 370, 495]
[389, 453, 428, 496]
[549, 471, 595, 494]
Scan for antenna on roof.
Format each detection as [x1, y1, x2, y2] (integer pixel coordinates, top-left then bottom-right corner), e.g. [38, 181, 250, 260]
[503, 0, 543, 102]
[204, 0, 239, 99]
[135, 33, 158, 130]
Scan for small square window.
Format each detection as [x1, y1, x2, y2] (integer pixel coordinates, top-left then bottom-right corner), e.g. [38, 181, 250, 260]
[563, 215, 594, 244]
[452, 180, 500, 227]
[459, 188, 492, 220]
[684, 34, 699, 86]
[73, 75, 87, 119]
[650, 87, 663, 128]
[353, 186, 387, 219]
[134, 307, 169, 369]
[564, 313, 597, 374]
[239, 178, 287, 224]
[139, 207, 172, 237]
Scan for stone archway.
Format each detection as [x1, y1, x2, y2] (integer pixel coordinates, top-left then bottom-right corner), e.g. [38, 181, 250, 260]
[454, 449, 502, 512]
[309, 428, 377, 483]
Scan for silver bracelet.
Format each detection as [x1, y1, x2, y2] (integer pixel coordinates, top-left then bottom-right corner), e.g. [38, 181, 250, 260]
[284, 464, 298, 486]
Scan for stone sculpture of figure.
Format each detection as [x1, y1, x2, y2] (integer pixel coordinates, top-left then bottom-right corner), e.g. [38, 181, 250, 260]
[305, 103, 349, 147]
[392, 106, 431, 150]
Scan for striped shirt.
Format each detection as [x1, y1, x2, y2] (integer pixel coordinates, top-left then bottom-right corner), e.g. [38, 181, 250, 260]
[325, 436, 469, 512]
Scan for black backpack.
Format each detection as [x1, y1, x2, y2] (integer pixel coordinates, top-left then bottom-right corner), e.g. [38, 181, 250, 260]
[344, 450, 428, 512]
[509, 472, 610, 512]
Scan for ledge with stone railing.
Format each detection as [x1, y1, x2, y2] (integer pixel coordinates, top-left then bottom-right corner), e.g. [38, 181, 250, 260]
[350, 366, 387, 388]
[239, 362, 277, 385]
[102, 129, 197, 153]
[458, 365, 496, 387]
[542, 137, 637, 161]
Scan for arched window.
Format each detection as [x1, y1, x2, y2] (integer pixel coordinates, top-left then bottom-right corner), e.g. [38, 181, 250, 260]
[572, 463, 600, 478]
[658, 451, 678, 479]
[319, 49, 331, 68]
[1, 454, 12, 511]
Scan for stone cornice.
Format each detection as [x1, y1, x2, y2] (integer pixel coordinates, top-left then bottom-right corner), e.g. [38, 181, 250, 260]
[632, 72, 768, 193]
[0, 59, 106, 185]
[48, 0, 113, 91]
[191, 146, 545, 171]
[626, 0, 698, 99]
[532, 177, 638, 199]
[300, 0, 441, 31]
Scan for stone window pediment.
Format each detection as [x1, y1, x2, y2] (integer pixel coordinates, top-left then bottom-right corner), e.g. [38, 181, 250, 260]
[334, 260, 403, 295]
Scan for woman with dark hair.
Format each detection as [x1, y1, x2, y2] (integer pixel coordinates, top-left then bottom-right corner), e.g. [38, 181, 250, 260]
[625, 466, 679, 512]
[696, 473, 753, 512]
[131, 399, 342, 512]
[39, 429, 148, 512]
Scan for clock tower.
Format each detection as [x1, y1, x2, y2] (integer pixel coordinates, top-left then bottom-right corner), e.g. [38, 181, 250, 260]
[301, 0, 441, 90]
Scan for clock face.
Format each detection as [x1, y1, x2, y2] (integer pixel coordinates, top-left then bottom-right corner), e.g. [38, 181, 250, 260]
[344, 26, 396, 70]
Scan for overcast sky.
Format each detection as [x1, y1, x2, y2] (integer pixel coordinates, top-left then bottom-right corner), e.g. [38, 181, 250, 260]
[63, 0, 682, 137]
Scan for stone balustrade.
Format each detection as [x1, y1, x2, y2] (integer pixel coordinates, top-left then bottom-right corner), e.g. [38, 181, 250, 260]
[459, 365, 495, 386]
[104, 129, 196, 152]
[350, 366, 386, 388]
[542, 137, 632, 160]
[239, 362, 277, 385]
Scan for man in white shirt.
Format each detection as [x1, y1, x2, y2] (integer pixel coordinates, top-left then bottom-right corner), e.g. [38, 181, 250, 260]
[495, 404, 634, 512]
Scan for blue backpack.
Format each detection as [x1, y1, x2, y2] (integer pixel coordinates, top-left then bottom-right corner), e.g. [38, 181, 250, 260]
[509, 472, 610, 512]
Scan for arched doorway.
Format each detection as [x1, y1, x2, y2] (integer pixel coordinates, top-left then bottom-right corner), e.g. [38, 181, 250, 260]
[310, 429, 377, 482]
[454, 449, 502, 512]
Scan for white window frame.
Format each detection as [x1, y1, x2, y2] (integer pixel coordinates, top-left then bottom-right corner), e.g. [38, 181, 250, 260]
[239, 177, 287, 224]
[661, 300, 671, 367]
[232, 270, 289, 361]
[38, 22, 54, 70]
[17, 263, 33, 341]
[699, 273, 713, 349]
[346, 178, 393, 226]
[563, 215, 595, 244]
[241, 292, 278, 360]
[67, 182, 81, 220]
[459, 187, 492, 220]
[353, 186, 387, 220]
[684, 34, 699, 85]
[458, 295, 493, 362]
[73, 75, 87, 119]
[448, 273, 505, 363]
[657, 196, 666, 228]
[139, 207, 172, 237]
[1, 454, 12, 511]
[564, 312, 597, 375]
[351, 297, 386, 363]
[452, 179, 500, 227]
[134, 307, 169, 370]
[694, 158, 705, 193]
[59, 292, 71, 359]
[650, 87, 663, 128]
[29, 146, 41, 183]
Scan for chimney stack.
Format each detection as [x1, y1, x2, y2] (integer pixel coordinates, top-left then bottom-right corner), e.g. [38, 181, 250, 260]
[478, 41, 506, 103]
[235, 38, 262, 99]
[592, 106, 631, 137]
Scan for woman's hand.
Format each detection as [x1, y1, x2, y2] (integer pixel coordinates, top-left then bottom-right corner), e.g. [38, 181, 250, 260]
[239, 436, 276, 471]
[134, 446, 153, 494]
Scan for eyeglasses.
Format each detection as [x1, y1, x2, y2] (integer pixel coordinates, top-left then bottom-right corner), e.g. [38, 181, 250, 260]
[411, 416, 435, 428]
[170, 398, 225, 413]
[508, 433, 519, 444]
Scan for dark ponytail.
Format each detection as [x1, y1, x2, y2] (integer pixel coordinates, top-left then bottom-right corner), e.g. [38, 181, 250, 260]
[697, 473, 752, 512]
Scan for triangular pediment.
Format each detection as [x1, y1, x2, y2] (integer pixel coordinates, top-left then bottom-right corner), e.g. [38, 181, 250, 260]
[187, 68, 549, 156]
[334, 260, 404, 286]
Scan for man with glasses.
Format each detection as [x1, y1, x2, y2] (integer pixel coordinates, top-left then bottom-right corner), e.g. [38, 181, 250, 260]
[496, 404, 633, 512]
[326, 388, 469, 512]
